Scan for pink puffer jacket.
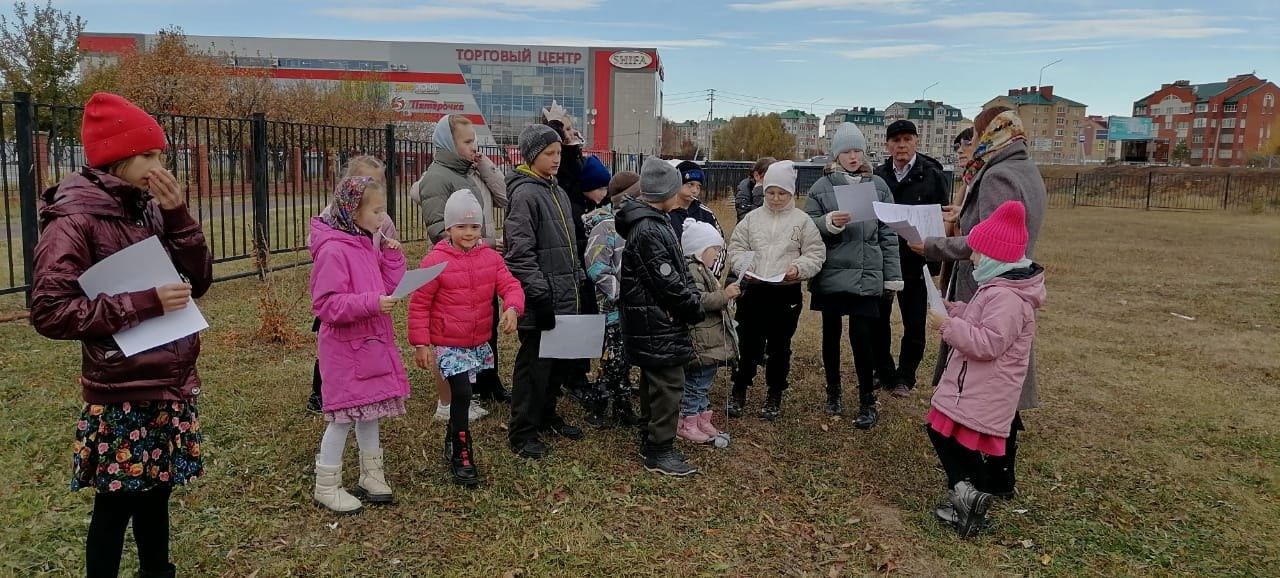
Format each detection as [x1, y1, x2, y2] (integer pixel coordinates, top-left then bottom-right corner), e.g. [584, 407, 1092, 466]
[408, 239, 525, 348]
[309, 218, 409, 412]
[931, 268, 1046, 437]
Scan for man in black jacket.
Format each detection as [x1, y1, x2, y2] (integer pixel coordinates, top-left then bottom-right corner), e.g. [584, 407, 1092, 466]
[618, 157, 705, 477]
[873, 120, 951, 397]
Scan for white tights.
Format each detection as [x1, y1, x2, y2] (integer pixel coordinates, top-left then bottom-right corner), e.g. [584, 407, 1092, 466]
[317, 419, 380, 466]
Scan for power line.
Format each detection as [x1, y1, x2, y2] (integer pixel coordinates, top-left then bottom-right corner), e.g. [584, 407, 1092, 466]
[716, 90, 822, 109]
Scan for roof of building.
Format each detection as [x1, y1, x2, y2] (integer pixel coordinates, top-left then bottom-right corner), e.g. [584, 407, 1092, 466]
[1224, 84, 1270, 103]
[778, 109, 818, 120]
[1135, 79, 1245, 106]
[890, 100, 961, 112]
[998, 93, 1087, 108]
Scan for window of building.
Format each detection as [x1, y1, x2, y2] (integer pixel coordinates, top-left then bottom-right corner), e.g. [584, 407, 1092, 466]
[1212, 104, 1218, 112]
[1193, 118, 1207, 128]
[1135, 106, 1147, 115]
[1222, 118, 1236, 129]
[1196, 103, 1209, 113]
[1211, 119, 1217, 128]
[1241, 118, 1246, 129]
[1164, 119, 1173, 129]
[1190, 148, 1203, 159]
[1056, 129, 1064, 136]
[1056, 106, 1065, 114]
[1177, 122, 1189, 130]
[1219, 149, 1232, 159]
[1056, 117, 1065, 125]
[1224, 103, 1237, 113]
[1220, 133, 1234, 143]
[1265, 94, 1275, 109]
[1193, 135, 1205, 143]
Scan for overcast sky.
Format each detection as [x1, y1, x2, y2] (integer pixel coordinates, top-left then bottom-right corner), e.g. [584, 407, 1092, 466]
[27, 0, 1280, 122]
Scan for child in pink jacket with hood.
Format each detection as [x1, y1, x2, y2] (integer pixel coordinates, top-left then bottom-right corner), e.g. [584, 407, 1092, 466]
[310, 176, 408, 515]
[924, 200, 1045, 538]
[409, 190, 525, 486]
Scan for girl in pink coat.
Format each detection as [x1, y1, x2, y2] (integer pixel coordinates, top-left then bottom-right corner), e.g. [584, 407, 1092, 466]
[409, 190, 525, 486]
[924, 200, 1045, 537]
[309, 176, 408, 514]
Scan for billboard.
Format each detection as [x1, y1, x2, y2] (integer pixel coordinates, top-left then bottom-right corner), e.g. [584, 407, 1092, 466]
[1107, 116, 1154, 141]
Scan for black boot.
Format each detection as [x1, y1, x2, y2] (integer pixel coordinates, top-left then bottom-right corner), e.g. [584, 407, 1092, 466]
[979, 439, 1018, 499]
[138, 562, 177, 578]
[759, 390, 782, 421]
[727, 388, 747, 418]
[611, 398, 640, 427]
[449, 430, 480, 486]
[853, 403, 878, 430]
[824, 387, 843, 416]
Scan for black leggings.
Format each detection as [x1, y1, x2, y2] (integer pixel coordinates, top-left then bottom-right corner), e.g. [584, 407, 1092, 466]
[821, 312, 879, 406]
[927, 427, 984, 490]
[312, 317, 323, 398]
[86, 486, 172, 578]
[447, 373, 473, 434]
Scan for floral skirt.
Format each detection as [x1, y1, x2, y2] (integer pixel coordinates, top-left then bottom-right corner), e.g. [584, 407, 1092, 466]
[324, 397, 408, 424]
[72, 400, 203, 493]
[434, 343, 495, 383]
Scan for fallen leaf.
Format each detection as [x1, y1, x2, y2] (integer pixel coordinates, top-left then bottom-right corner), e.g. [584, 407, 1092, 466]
[821, 424, 830, 432]
[326, 522, 338, 531]
[1040, 554, 1052, 566]
[1020, 539, 1034, 549]
[864, 543, 874, 552]
[1013, 509, 1028, 514]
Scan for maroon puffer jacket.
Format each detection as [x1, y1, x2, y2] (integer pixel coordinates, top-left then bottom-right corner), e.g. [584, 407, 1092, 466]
[30, 168, 214, 404]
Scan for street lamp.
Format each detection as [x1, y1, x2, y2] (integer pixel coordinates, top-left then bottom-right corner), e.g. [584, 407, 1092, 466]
[922, 81, 939, 101]
[1038, 59, 1063, 87]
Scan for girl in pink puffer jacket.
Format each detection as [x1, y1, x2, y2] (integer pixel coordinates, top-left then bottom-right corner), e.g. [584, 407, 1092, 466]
[409, 190, 525, 486]
[924, 201, 1046, 538]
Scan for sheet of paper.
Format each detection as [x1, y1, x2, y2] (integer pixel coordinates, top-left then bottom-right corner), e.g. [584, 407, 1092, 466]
[391, 262, 448, 299]
[744, 271, 787, 283]
[883, 219, 923, 244]
[540, 314, 607, 359]
[873, 202, 945, 241]
[924, 265, 947, 316]
[78, 236, 209, 357]
[731, 251, 756, 277]
[834, 182, 880, 222]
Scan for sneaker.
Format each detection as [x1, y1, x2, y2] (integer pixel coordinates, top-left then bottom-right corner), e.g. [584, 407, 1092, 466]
[468, 402, 490, 421]
[510, 438, 549, 459]
[727, 390, 747, 418]
[643, 448, 699, 477]
[853, 404, 878, 430]
[951, 481, 994, 538]
[433, 402, 450, 422]
[542, 419, 585, 440]
[824, 392, 843, 416]
[306, 392, 323, 414]
[891, 384, 913, 398]
[934, 490, 960, 525]
[759, 392, 782, 421]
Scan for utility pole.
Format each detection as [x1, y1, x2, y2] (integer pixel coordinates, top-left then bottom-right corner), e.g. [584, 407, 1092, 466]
[708, 89, 716, 122]
[707, 89, 717, 160]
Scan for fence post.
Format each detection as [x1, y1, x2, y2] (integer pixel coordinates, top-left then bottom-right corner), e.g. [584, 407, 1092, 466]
[33, 131, 49, 193]
[250, 113, 270, 279]
[1222, 174, 1231, 210]
[384, 124, 397, 221]
[1072, 173, 1079, 208]
[195, 144, 211, 199]
[15, 92, 39, 307]
[1145, 171, 1154, 210]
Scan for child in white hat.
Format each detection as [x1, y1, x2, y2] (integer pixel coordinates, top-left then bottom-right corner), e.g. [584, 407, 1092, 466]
[677, 219, 741, 447]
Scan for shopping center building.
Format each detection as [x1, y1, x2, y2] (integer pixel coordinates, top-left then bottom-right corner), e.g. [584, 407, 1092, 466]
[79, 33, 664, 152]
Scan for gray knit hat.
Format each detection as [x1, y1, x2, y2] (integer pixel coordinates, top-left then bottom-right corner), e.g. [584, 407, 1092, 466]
[831, 122, 867, 157]
[639, 157, 681, 202]
[443, 189, 483, 230]
[518, 124, 562, 165]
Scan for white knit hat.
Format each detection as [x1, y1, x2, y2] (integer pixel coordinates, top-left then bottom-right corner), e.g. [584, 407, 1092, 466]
[681, 218, 724, 258]
[444, 189, 483, 230]
[761, 160, 798, 195]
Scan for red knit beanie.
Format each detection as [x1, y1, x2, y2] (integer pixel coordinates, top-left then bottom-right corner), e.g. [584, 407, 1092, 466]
[968, 201, 1028, 263]
[81, 93, 167, 168]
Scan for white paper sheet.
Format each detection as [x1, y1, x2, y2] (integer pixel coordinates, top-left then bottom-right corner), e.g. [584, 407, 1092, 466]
[833, 182, 879, 222]
[744, 271, 787, 283]
[873, 202, 945, 241]
[732, 251, 756, 277]
[883, 220, 923, 244]
[540, 314, 607, 359]
[924, 265, 947, 316]
[78, 236, 209, 357]
[391, 262, 448, 299]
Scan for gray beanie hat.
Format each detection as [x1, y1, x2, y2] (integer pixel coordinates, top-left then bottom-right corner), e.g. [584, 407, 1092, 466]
[639, 157, 681, 202]
[831, 122, 867, 157]
[443, 189, 483, 231]
[518, 124, 562, 165]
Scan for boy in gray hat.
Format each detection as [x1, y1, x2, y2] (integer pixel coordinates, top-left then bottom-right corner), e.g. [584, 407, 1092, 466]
[615, 158, 705, 477]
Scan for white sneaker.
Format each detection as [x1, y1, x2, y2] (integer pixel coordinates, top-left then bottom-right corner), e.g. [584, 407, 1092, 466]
[469, 402, 490, 421]
[433, 402, 450, 422]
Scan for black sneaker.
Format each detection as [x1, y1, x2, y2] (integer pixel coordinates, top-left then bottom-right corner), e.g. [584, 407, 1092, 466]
[952, 481, 994, 538]
[542, 419, 585, 440]
[510, 438, 549, 459]
[759, 392, 782, 421]
[853, 404, 879, 430]
[824, 392, 843, 416]
[727, 390, 747, 418]
[306, 392, 322, 414]
[643, 449, 699, 477]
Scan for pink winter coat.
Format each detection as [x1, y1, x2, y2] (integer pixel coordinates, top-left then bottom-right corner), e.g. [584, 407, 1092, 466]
[408, 239, 525, 348]
[931, 267, 1046, 438]
[309, 218, 410, 412]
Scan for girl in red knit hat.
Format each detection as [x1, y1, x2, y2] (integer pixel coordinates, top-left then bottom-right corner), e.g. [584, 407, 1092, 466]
[923, 200, 1045, 537]
[29, 92, 213, 577]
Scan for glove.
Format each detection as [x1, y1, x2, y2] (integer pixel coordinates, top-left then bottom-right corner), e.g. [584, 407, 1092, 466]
[884, 280, 905, 292]
[534, 298, 556, 331]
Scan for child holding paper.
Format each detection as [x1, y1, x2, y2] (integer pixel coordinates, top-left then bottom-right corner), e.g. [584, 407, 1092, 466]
[409, 190, 524, 485]
[503, 124, 590, 460]
[677, 219, 740, 447]
[727, 160, 826, 421]
[803, 123, 902, 429]
[925, 201, 1045, 537]
[309, 176, 409, 513]
[30, 92, 213, 578]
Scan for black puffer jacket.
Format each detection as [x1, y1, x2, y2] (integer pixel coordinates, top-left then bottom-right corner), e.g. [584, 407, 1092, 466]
[502, 167, 587, 331]
[616, 198, 704, 367]
[734, 177, 763, 221]
[668, 199, 722, 239]
[874, 153, 951, 278]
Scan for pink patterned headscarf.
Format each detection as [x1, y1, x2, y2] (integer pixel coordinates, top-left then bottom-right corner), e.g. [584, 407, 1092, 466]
[322, 176, 375, 236]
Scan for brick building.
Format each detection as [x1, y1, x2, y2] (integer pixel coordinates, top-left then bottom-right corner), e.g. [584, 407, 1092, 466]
[822, 107, 886, 159]
[985, 86, 1087, 165]
[1133, 73, 1279, 166]
[778, 109, 821, 159]
[884, 100, 969, 160]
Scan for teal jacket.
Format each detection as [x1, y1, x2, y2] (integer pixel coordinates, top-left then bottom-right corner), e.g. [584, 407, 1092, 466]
[804, 165, 902, 297]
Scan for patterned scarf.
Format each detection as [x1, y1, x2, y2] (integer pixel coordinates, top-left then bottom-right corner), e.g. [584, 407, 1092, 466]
[322, 176, 375, 236]
[962, 111, 1027, 186]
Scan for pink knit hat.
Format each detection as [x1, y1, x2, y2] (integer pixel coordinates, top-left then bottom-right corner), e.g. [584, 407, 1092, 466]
[968, 201, 1028, 263]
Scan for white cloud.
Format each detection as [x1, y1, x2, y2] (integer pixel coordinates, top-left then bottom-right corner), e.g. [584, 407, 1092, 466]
[442, 0, 600, 8]
[730, 0, 920, 13]
[319, 6, 521, 21]
[908, 12, 1039, 29]
[908, 8, 1244, 42]
[778, 58, 808, 63]
[839, 44, 943, 59]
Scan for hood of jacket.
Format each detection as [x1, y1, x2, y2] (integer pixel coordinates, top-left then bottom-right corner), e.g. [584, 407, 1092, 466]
[615, 197, 667, 239]
[979, 263, 1046, 309]
[310, 216, 374, 258]
[582, 203, 615, 232]
[507, 164, 556, 193]
[40, 168, 149, 225]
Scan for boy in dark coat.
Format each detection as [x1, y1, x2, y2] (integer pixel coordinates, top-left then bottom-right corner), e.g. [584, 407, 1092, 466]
[617, 158, 705, 477]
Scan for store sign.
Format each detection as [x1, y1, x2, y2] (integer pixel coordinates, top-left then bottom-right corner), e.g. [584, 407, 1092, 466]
[455, 48, 584, 66]
[392, 97, 465, 113]
[609, 51, 653, 69]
